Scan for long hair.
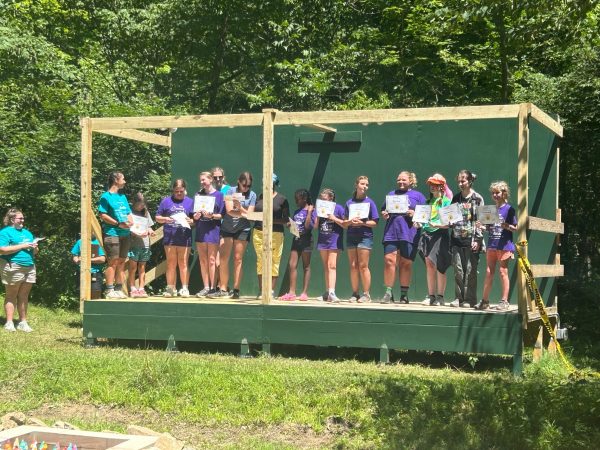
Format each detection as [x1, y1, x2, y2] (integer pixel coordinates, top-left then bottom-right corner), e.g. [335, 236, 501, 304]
[399, 171, 418, 188]
[198, 171, 214, 194]
[3, 208, 22, 226]
[457, 169, 477, 185]
[353, 175, 369, 198]
[211, 166, 227, 185]
[237, 171, 253, 197]
[171, 178, 187, 196]
[107, 171, 123, 189]
[131, 192, 148, 216]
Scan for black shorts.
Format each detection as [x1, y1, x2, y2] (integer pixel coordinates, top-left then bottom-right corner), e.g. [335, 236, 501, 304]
[104, 235, 130, 259]
[291, 234, 313, 253]
[221, 228, 251, 242]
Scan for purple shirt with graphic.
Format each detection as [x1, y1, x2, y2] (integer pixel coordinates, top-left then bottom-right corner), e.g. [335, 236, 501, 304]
[487, 203, 517, 252]
[381, 189, 426, 243]
[344, 196, 379, 239]
[317, 203, 345, 250]
[194, 190, 225, 244]
[157, 195, 194, 247]
[293, 207, 316, 236]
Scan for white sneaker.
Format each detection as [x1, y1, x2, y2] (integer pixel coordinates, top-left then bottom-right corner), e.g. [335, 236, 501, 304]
[4, 321, 16, 332]
[164, 286, 177, 297]
[179, 288, 190, 298]
[196, 287, 211, 298]
[17, 321, 33, 333]
[105, 290, 121, 299]
[116, 290, 127, 299]
[327, 292, 340, 303]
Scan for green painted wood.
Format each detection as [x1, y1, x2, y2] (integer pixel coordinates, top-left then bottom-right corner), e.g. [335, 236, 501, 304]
[84, 300, 264, 318]
[298, 131, 362, 143]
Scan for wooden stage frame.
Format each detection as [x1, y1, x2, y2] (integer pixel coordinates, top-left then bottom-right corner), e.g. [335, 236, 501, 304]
[80, 104, 563, 373]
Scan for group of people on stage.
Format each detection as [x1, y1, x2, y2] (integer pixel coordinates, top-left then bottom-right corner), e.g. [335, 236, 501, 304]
[92, 167, 517, 311]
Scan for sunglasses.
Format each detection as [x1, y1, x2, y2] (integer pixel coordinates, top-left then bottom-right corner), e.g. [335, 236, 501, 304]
[214, 176, 224, 180]
[241, 183, 252, 188]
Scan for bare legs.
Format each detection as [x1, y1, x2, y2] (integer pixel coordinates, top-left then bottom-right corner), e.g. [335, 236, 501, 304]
[4, 282, 32, 323]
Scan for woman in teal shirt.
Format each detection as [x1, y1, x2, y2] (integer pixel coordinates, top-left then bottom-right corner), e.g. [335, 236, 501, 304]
[0, 208, 38, 332]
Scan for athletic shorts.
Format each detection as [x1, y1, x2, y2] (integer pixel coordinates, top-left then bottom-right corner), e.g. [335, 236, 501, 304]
[221, 228, 251, 242]
[1, 261, 36, 285]
[253, 230, 284, 276]
[291, 234, 313, 253]
[383, 240, 417, 260]
[346, 234, 373, 250]
[129, 247, 152, 262]
[104, 235, 130, 259]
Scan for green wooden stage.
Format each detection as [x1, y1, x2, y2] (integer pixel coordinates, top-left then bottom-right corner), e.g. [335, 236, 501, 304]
[83, 298, 524, 374]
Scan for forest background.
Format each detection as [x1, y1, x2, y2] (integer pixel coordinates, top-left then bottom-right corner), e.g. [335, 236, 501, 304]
[0, 0, 599, 355]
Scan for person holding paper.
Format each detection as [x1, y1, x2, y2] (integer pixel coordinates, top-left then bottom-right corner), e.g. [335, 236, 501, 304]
[476, 181, 517, 311]
[0, 208, 38, 332]
[217, 171, 256, 300]
[416, 174, 452, 306]
[449, 170, 485, 308]
[344, 176, 379, 303]
[317, 188, 345, 303]
[156, 179, 194, 297]
[98, 171, 133, 299]
[71, 233, 106, 300]
[128, 192, 155, 298]
[280, 189, 316, 301]
[380, 171, 426, 304]
[253, 174, 290, 298]
[193, 172, 225, 298]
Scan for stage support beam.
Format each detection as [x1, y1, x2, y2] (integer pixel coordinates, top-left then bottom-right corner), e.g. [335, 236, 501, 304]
[80, 117, 93, 312]
[517, 103, 531, 328]
[261, 109, 276, 304]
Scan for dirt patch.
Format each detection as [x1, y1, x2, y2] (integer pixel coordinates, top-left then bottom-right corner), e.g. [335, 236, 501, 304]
[27, 403, 338, 449]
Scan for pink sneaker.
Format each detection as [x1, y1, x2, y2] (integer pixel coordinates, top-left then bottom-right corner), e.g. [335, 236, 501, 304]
[137, 288, 148, 298]
[130, 288, 140, 298]
[279, 292, 296, 301]
[298, 293, 309, 301]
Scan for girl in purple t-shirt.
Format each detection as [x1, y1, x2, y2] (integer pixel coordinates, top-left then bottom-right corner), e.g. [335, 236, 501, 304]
[344, 176, 379, 303]
[476, 181, 517, 311]
[316, 188, 345, 302]
[193, 171, 224, 298]
[155, 179, 194, 298]
[280, 189, 316, 301]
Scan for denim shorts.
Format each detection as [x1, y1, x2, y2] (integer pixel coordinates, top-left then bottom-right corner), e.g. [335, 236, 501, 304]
[383, 240, 417, 260]
[346, 234, 373, 250]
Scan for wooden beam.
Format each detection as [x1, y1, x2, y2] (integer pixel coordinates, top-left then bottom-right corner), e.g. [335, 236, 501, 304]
[516, 103, 531, 326]
[142, 260, 167, 285]
[527, 216, 564, 234]
[529, 104, 563, 137]
[274, 105, 521, 126]
[530, 264, 564, 278]
[306, 123, 337, 133]
[89, 209, 104, 248]
[91, 113, 263, 130]
[80, 117, 93, 311]
[261, 108, 276, 305]
[149, 225, 164, 246]
[95, 129, 171, 147]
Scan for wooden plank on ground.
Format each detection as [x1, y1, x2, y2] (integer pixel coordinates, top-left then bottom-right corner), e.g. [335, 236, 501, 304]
[528, 216, 564, 234]
[95, 128, 170, 146]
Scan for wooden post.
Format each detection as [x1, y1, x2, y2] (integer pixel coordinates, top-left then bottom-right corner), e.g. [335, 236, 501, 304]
[516, 103, 531, 328]
[80, 118, 93, 312]
[261, 109, 276, 304]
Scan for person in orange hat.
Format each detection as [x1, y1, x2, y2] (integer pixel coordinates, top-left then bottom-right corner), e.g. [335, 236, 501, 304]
[416, 174, 452, 306]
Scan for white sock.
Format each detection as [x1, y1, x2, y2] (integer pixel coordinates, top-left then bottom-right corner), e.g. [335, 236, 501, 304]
[182, 285, 188, 290]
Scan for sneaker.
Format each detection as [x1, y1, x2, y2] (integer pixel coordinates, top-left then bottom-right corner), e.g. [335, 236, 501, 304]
[196, 287, 211, 298]
[137, 288, 148, 298]
[17, 321, 33, 333]
[209, 289, 230, 299]
[461, 301, 473, 308]
[421, 296, 433, 306]
[398, 295, 409, 304]
[298, 293, 308, 301]
[327, 292, 340, 303]
[116, 290, 127, 299]
[494, 300, 510, 311]
[130, 288, 140, 298]
[4, 321, 15, 332]
[256, 293, 263, 300]
[449, 299, 460, 307]
[231, 289, 240, 300]
[475, 299, 490, 310]
[381, 292, 393, 304]
[105, 290, 121, 299]
[358, 293, 371, 303]
[279, 292, 296, 301]
[349, 292, 360, 303]
[430, 296, 441, 306]
[436, 295, 446, 306]
[321, 291, 328, 301]
[164, 286, 177, 298]
[179, 288, 190, 298]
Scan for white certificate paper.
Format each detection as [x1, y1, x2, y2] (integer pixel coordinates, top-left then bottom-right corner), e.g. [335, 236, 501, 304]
[386, 195, 409, 214]
[131, 215, 150, 235]
[478, 205, 499, 225]
[171, 212, 191, 228]
[439, 203, 461, 225]
[413, 205, 432, 224]
[348, 202, 370, 219]
[194, 195, 216, 213]
[316, 200, 336, 218]
[288, 218, 300, 238]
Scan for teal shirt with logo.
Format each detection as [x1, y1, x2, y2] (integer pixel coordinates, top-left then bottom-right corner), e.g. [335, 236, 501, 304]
[71, 238, 105, 273]
[98, 191, 132, 237]
[0, 226, 35, 266]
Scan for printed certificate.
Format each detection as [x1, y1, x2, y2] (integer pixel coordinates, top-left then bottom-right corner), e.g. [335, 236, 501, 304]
[439, 203, 461, 225]
[386, 195, 409, 214]
[131, 215, 150, 235]
[478, 205, 499, 225]
[288, 218, 300, 238]
[194, 195, 216, 213]
[348, 202, 370, 219]
[171, 212, 191, 228]
[413, 205, 432, 224]
[316, 199, 336, 218]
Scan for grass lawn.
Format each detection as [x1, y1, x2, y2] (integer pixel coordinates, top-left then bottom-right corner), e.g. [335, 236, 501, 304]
[1, 304, 599, 449]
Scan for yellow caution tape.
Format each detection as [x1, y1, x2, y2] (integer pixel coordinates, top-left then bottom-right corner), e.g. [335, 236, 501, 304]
[516, 241, 600, 379]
